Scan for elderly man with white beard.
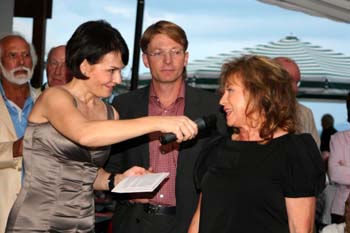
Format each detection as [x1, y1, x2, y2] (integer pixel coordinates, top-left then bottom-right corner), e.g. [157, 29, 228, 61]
[0, 34, 40, 233]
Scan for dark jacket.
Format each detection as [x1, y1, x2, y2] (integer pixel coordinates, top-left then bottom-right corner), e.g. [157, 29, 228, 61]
[105, 85, 227, 233]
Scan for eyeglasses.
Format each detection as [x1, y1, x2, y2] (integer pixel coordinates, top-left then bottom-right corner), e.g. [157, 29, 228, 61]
[147, 48, 185, 59]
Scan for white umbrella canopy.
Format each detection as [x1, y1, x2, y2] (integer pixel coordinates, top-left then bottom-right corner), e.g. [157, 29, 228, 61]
[257, 0, 350, 23]
[138, 36, 350, 99]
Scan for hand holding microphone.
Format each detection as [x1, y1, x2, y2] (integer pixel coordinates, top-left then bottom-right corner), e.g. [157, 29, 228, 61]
[160, 114, 217, 145]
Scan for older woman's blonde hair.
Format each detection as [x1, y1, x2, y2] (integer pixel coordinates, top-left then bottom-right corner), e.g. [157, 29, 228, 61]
[219, 55, 297, 142]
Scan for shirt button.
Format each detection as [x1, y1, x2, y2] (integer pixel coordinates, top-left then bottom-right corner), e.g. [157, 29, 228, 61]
[160, 194, 164, 198]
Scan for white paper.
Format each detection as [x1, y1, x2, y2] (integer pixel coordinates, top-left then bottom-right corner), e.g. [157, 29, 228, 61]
[112, 172, 169, 193]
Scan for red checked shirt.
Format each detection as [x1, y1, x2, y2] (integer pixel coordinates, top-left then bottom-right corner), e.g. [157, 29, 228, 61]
[148, 81, 185, 206]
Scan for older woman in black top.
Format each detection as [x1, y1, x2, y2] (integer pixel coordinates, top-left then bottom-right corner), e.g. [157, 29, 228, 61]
[188, 55, 325, 233]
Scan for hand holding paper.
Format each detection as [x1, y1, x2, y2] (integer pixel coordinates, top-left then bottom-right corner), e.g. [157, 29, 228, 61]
[112, 172, 169, 193]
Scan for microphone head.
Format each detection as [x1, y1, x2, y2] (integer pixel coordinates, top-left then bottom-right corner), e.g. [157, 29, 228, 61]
[203, 114, 217, 129]
[160, 114, 217, 145]
[195, 114, 217, 131]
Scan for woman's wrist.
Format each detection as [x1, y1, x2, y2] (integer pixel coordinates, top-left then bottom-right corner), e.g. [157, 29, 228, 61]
[114, 174, 125, 187]
[107, 173, 126, 191]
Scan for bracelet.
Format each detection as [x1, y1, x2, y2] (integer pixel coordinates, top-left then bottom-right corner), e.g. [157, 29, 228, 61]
[108, 173, 116, 191]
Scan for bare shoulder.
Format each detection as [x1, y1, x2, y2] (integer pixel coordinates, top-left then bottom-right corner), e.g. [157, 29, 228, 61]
[42, 86, 72, 98]
[30, 87, 75, 122]
[36, 87, 72, 111]
[40, 86, 74, 106]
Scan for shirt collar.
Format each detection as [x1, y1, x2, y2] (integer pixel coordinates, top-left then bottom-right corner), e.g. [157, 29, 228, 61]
[149, 81, 185, 100]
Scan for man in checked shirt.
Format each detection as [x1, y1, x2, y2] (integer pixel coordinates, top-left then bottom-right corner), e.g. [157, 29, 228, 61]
[105, 20, 227, 233]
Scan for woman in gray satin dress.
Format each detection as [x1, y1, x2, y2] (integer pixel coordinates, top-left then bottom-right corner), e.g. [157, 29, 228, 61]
[5, 20, 198, 233]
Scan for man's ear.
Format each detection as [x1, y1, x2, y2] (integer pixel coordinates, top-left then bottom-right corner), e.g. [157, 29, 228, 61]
[184, 51, 189, 67]
[142, 53, 150, 68]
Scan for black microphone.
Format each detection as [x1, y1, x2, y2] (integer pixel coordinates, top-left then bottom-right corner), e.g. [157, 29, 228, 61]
[159, 114, 217, 145]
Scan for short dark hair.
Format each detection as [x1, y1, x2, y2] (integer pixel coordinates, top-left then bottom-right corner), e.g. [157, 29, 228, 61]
[321, 114, 334, 128]
[66, 20, 129, 80]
